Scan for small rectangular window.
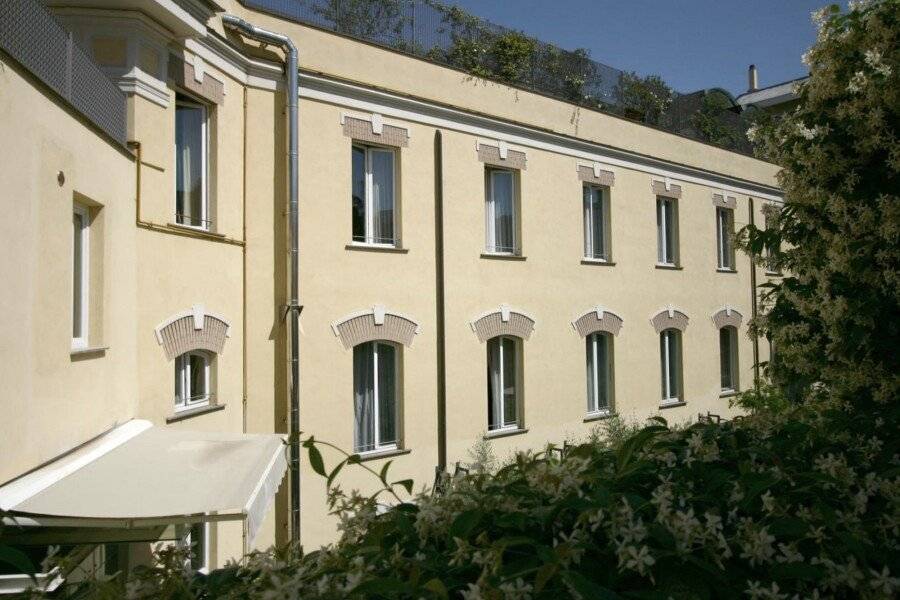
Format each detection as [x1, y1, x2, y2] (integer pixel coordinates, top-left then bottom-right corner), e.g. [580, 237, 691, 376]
[351, 145, 397, 246]
[586, 332, 613, 413]
[175, 95, 209, 230]
[583, 185, 610, 261]
[174, 351, 211, 411]
[719, 327, 739, 392]
[485, 169, 518, 255]
[716, 207, 734, 270]
[183, 522, 209, 573]
[353, 341, 399, 453]
[487, 336, 520, 430]
[72, 205, 89, 349]
[656, 197, 678, 265]
[659, 329, 682, 403]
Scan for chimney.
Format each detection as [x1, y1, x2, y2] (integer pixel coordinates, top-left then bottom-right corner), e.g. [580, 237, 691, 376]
[748, 64, 758, 92]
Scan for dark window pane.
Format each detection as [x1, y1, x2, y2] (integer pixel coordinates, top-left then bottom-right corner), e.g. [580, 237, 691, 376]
[176, 103, 205, 226]
[352, 146, 366, 241]
[377, 343, 397, 445]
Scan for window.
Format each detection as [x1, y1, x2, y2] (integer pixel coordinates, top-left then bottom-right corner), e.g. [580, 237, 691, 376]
[586, 332, 613, 413]
[485, 169, 518, 254]
[175, 94, 208, 229]
[72, 205, 89, 349]
[353, 341, 399, 453]
[716, 207, 735, 270]
[487, 336, 520, 430]
[181, 522, 209, 573]
[719, 326, 739, 392]
[352, 144, 396, 246]
[656, 196, 678, 265]
[174, 351, 211, 411]
[659, 329, 682, 403]
[583, 185, 610, 260]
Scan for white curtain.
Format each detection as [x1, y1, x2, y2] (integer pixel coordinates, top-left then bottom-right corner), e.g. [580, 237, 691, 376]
[487, 338, 503, 429]
[176, 104, 203, 225]
[353, 343, 375, 451]
[491, 171, 514, 252]
[377, 343, 397, 445]
[582, 187, 592, 257]
[371, 150, 394, 244]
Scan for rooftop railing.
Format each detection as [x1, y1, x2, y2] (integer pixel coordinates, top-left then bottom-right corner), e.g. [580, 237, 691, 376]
[0, 0, 128, 147]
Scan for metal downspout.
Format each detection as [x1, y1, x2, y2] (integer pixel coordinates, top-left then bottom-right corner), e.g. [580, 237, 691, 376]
[749, 197, 760, 390]
[222, 14, 302, 543]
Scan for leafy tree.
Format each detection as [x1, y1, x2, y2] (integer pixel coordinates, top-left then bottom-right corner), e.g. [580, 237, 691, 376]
[614, 72, 674, 125]
[316, 0, 407, 45]
[739, 0, 899, 404]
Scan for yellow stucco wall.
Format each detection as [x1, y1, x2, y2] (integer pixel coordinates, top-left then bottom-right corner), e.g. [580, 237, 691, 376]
[3, 0, 781, 564]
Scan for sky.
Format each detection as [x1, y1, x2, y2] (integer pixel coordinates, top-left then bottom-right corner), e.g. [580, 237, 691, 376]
[446, 0, 837, 96]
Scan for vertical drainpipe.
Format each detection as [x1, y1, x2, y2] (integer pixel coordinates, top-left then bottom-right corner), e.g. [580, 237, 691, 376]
[434, 131, 447, 474]
[748, 197, 760, 390]
[222, 14, 302, 543]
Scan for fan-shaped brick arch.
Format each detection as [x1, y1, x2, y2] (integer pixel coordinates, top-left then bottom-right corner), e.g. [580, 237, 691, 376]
[712, 307, 743, 329]
[650, 306, 690, 333]
[572, 306, 624, 338]
[331, 305, 420, 349]
[470, 304, 535, 342]
[154, 305, 231, 361]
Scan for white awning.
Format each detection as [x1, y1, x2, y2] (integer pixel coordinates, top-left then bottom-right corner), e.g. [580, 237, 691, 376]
[0, 420, 286, 544]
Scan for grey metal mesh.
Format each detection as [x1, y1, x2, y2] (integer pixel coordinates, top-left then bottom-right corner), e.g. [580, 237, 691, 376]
[0, 0, 127, 146]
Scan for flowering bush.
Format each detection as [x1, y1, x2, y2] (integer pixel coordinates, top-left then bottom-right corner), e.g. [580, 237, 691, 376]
[56, 389, 898, 599]
[739, 0, 899, 404]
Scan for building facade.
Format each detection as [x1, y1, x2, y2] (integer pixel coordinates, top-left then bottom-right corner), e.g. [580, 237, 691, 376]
[0, 0, 782, 585]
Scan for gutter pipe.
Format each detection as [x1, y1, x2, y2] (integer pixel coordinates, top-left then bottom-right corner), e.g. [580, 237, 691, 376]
[222, 14, 301, 543]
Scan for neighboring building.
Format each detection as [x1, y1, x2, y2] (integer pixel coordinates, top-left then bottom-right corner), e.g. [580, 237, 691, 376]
[736, 64, 808, 114]
[0, 0, 783, 587]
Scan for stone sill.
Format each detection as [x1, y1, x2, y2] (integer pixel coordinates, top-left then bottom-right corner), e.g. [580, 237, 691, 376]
[166, 403, 225, 423]
[581, 258, 616, 266]
[584, 410, 614, 423]
[345, 243, 408, 254]
[484, 427, 528, 440]
[658, 400, 687, 410]
[655, 263, 683, 271]
[481, 252, 526, 261]
[355, 447, 411, 462]
[716, 268, 737, 274]
[167, 222, 225, 238]
[70, 345, 108, 360]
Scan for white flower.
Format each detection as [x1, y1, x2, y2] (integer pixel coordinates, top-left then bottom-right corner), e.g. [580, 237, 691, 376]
[498, 577, 533, 600]
[460, 583, 485, 600]
[745, 580, 788, 599]
[870, 566, 899, 596]
[760, 491, 776, 514]
[847, 71, 867, 94]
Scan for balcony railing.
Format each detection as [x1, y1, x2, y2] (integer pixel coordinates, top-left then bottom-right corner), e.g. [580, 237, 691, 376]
[0, 0, 128, 146]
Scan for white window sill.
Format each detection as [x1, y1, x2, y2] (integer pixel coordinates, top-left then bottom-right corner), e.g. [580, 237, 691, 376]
[655, 262, 683, 270]
[581, 257, 615, 266]
[481, 252, 526, 261]
[70, 345, 108, 358]
[484, 426, 528, 439]
[584, 409, 613, 422]
[167, 403, 224, 423]
[345, 242, 408, 254]
[716, 267, 737, 273]
[659, 399, 687, 409]
[719, 389, 739, 398]
[353, 446, 411, 462]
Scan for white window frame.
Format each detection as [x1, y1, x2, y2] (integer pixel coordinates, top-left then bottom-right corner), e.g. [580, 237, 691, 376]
[72, 204, 90, 350]
[586, 332, 612, 415]
[720, 326, 739, 393]
[485, 168, 518, 255]
[487, 335, 520, 431]
[583, 185, 610, 261]
[351, 144, 397, 247]
[181, 522, 210, 574]
[716, 207, 734, 270]
[660, 329, 682, 404]
[354, 341, 399, 454]
[174, 95, 209, 231]
[656, 196, 677, 266]
[174, 351, 211, 412]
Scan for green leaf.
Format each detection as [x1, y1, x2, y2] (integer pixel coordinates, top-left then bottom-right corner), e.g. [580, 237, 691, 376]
[449, 509, 482, 538]
[352, 577, 409, 594]
[307, 444, 326, 477]
[562, 571, 620, 600]
[379, 460, 394, 483]
[392, 479, 414, 495]
[616, 426, 667, 471]
[0, 545, 35, 576]
[327, 458, 348, 487]
[534, 562, 558, 593]
[422, 578, 448, 599]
